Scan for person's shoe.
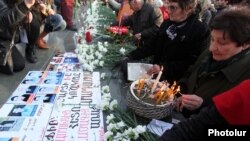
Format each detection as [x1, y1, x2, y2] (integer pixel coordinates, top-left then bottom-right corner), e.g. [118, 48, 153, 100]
[36, 38, 48, 49]
[25, 45, 38, 63]
[36, 31, 49, 49]
[66, 25, 78, 31]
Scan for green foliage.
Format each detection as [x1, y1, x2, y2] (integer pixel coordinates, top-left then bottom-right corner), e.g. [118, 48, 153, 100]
[103, 43, 135, 67]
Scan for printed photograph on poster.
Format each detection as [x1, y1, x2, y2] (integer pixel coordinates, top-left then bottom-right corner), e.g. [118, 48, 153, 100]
[0, 104, 38, 117]
[36, 86, 59, 94]
[50, 57, 64, 64]
[14, 85, 39, 94]
[41, 77, 63, 85]
[0, 104, 53, 117]
[33, 94, 56, 103]
[7, 94, 56, 104]
[20, 71, 44, 84]
[26, 71, 44, 78]
[40, 72, 64, 85]
[0, 137, 19, 141]
[8, 105, 38, 117]
[63, 52, 78, 58]
[45, 71, 64, 77]
[46, 64, 82, 71]
[54, 52, 64, 57]
[0, 117, 25, 131]
[21, 77, 41, 85]
[12, 85, 59, 95]
[63, 57, 79, 64]
[7, 94, 35, 104]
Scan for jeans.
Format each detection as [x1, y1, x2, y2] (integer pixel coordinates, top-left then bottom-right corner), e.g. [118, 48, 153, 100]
[44, 14, 66, 32]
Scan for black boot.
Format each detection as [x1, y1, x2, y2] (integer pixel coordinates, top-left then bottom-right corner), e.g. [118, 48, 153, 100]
[25, 44, 38, 63]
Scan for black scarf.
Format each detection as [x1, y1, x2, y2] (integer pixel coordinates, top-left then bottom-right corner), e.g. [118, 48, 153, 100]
[198, 48, 250, 78]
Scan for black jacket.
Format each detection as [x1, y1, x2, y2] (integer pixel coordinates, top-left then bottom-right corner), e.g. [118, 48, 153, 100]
[128, 14, 210, 83]
[0, 0, 30, 45]
[122, 3, 163, 47]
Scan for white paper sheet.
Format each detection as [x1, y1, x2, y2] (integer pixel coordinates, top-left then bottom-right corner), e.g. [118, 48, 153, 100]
[127, 63, 153, 81]
[147, 119, 173, 136]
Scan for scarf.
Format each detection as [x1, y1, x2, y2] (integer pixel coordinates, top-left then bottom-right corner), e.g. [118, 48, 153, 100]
[198, 48, 250, 78]
[213, 80, 250, 124]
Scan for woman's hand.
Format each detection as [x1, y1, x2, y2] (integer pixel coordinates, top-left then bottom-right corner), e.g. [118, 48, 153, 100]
[39, 4, 55, 15]
[47, 9, 55, 15]
[147, 64, 161, 75]
[24, 0, 36, 8]
[176, 95, 203, 112]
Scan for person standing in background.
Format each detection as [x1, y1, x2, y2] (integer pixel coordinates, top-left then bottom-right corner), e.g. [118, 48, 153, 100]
[61, 0, 78, 31]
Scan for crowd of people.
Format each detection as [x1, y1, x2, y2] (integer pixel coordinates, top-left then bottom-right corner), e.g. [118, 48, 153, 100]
[110, 0, 250, 139]
[1, 0, 250, 140]
[0, 0, 80, 74]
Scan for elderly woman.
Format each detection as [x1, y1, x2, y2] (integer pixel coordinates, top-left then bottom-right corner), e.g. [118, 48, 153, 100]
[123, 0, 210, 83]
[158, 79, 250, 141]
[176, 6, 250, 117]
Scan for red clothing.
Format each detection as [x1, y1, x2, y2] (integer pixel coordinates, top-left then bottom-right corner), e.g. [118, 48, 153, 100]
[213, 80, 250, 125]
[61, 0, 74, 27]
[160, 6, 169, 20]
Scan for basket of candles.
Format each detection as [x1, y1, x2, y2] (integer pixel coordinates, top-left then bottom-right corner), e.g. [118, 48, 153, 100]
[126, 68, 180, 119]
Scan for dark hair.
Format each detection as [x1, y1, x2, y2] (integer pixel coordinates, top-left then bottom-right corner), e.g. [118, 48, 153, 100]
[210, 6, 250, 46]
[168, 0, 197, 10]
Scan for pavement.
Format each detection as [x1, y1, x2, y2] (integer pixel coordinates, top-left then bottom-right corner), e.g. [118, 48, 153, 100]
[0, 6, 86, 107]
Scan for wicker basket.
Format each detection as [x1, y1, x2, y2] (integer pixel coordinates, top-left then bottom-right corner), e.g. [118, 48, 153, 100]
[126, 80, 175, 119]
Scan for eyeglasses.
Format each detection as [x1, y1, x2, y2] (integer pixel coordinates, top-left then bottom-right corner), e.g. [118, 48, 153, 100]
[166, 4, 179, 11]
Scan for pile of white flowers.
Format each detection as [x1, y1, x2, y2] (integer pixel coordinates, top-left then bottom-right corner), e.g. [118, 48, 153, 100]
[74, 0, 128, 71]
[99, 85, 147, 141]
[75, 41, 108, 71]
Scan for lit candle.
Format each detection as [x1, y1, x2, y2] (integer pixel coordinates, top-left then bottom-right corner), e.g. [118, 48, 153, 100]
[151, 66, 163, 93]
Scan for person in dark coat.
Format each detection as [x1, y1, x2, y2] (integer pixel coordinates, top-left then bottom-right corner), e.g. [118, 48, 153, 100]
[157, 79, 250, 141]
[176, 6, 250, 117]
[0, 0, 37, 74]
[122, 0, 210, 83]
[116, 0, 163, 48]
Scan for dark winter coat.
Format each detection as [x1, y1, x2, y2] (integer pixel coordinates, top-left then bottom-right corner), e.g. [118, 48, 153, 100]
[128, 14, 210, 83]
[0, 0, 30, 45]
[122, 3, 163, 47]
[179, 48, 250, 117]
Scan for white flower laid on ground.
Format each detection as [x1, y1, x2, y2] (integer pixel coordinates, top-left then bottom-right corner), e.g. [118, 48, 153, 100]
[75, 41, 108, 71]
[119, 47, 126, 55]
[98, 85, 152, 141]
[101, 72, 106, 79]
[101, 85, 110, 94]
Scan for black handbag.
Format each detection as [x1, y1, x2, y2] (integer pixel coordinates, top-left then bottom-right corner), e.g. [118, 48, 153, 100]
[0, 29, 23, 74]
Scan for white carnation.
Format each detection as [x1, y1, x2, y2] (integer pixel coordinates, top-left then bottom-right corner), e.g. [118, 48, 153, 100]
[109, 99, 118, 111]
[101, 73, 106, 79]
[119, 47, 126, 55]
[104, 131, 113, 141]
